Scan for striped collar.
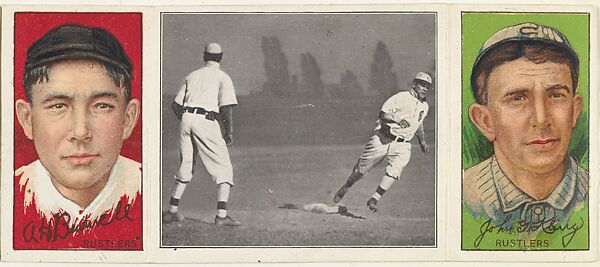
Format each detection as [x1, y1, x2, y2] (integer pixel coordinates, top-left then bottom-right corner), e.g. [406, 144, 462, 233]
[491, 155, 578, 213]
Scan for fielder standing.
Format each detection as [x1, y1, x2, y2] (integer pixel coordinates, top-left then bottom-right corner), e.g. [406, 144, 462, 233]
[333, 72, 432, 212]
[163, 43, 241, 226]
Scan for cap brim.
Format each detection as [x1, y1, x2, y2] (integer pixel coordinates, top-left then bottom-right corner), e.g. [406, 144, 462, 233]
[25, 51, 131, 78]
[414, 78, 433, 85]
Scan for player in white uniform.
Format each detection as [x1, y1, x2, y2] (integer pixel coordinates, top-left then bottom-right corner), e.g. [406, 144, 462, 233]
[333, 72, 432, 212]
[163, 43, 241, 226]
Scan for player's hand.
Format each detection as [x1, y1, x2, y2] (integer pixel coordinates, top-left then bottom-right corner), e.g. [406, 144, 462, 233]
[420, 142, 429, 153]
[399, 119, 411, 129]
[224, 132, 233, 145]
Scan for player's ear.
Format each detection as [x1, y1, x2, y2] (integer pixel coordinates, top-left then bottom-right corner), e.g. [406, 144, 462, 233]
[15, 99, 34, 140]
[469, 103, 496, 142]
[572, 93, 583, 128]
[122, 98, 140, 140]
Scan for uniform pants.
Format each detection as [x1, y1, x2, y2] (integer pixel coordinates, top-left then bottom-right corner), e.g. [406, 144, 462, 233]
[354, 133, 412, 179]
[176, 112, 234, 185]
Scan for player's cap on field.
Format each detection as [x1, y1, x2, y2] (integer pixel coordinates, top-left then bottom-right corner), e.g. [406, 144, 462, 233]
[205, 43, 223, 54]
[414, 72, 432, 85]
[473, 22, 578, 77]
[25, 24, 132, 77]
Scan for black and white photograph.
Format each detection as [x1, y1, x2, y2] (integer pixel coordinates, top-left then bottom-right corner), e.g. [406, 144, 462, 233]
[160, 12, 437, 247]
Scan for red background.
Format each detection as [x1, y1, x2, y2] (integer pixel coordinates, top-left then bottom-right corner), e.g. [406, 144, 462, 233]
[13, 12, 143, 250]
[13, 12, 143, 170]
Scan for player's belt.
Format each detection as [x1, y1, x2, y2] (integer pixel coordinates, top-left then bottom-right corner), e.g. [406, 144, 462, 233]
[389, 134, 410, 143]
[184, 107, 208, 114]
[184, 107, 220, 121]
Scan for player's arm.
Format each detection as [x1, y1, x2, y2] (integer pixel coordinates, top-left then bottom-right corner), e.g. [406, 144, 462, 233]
[416, 122, 429, 152]
[380, 95, 411, 128]
[379, 111, 396, 124]
[171, 102, 184, 120]
[220, 105, 234, 145]
[380, 111, 411, 129]
[219, 74, 237, 145]
[172, 80, 188, 120]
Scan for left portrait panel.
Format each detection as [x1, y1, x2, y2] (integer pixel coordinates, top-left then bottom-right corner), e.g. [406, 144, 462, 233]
[10, 12, 143, 251]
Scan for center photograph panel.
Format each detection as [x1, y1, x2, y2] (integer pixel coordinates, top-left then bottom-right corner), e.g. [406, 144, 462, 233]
[159, 12, 437, 247]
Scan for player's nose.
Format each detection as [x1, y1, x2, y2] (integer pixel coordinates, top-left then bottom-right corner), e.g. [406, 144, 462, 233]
[68, 107, 92, 142]
[530, 93, 551, 129]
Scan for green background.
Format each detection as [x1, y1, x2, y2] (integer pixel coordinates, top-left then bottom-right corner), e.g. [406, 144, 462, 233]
[461, 12, 590, 250]
[462, 12, 590, 169]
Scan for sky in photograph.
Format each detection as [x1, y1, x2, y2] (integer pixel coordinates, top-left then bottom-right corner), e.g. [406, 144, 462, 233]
[162, 13, 436, 96]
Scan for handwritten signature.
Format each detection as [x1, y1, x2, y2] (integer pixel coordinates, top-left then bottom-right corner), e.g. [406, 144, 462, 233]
[473, 214, 585, 248]
[22, 200, 133, 243]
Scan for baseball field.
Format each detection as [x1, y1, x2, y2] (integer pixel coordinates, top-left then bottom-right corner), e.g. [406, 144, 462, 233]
[160, 96, 437, 247]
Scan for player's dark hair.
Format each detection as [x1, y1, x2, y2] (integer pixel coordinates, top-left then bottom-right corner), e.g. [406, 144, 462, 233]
[204, 52, 223, 63]
[23, 61, 132, 103]
[471, 40, 579, 105]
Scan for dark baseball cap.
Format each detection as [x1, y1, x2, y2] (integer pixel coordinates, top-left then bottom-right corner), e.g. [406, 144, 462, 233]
[25, 24, 132, 76]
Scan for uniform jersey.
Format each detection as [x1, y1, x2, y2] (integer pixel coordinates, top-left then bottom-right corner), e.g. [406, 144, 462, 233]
[13, 155, 142, 250]
[376, 91, 429, 140]
[354, 90, 429, 179]
[175, 61, 237, 185]
[174, 61, 238, 112]
[463, 155, 588, 228]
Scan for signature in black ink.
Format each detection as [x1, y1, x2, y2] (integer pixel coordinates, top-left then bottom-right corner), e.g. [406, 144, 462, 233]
[474, 214, 585, 248]
[22, 200, 133, 243]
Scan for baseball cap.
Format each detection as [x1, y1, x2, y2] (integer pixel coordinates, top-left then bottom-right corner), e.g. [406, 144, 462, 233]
[204, 43, 223, 54]
[414, 72, 433, 85]
[472, 22, 578, 75]
[25, 24, 132, 77]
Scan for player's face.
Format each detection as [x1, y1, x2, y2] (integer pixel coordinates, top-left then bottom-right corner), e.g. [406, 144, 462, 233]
[471, 57, 581, 174]
[413, 80, 429, 99]
[16, 60, 139, 192]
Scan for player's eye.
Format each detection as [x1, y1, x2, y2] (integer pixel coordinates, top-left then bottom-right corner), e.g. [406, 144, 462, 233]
[93, 102, 115, 112]
[510, 94, 527, 104]
[46, 103, 67, 110]
[92, 102, 115, 113]
[549, 92, 567, 99]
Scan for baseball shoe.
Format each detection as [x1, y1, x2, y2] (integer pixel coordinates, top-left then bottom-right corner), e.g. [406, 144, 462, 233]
[214, 215, 242, 227]
[367, 197, 378, 212]
[163, 210, 184, 224]
[333, 185, 350, 203]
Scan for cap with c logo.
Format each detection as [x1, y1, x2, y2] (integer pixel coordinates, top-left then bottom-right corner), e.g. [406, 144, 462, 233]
[472, 22, 578, 76]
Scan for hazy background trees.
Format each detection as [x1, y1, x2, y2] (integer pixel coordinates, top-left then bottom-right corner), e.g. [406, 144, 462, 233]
[260, 38, 409, 99]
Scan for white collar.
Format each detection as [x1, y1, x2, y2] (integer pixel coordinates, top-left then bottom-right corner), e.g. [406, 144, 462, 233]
[16, 155, 141, 223]
[206, 61, 220, 68]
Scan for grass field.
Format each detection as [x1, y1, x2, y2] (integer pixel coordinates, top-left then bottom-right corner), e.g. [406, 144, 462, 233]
[160, 94, 437, 247]
[160, 143, 436, 247]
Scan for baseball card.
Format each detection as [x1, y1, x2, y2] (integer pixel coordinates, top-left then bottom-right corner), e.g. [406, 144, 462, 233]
[0, 5, 150, 262]
[152, 4, 448, 263]
[448, 4, 598, 262]
[0, 1, 599, 265]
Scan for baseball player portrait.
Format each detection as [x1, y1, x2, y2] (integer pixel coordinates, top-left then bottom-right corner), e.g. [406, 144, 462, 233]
[163, 42, 241, 227]
[13, 17, 143, 250]
[461, 17, 590, 250]
[333, 72, 432, 212]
